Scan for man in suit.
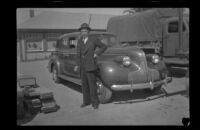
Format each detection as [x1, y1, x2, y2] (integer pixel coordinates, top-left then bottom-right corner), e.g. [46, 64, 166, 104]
[74, 23, 107, 109]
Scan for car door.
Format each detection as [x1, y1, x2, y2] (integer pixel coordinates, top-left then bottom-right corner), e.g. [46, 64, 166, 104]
[58, 37, 71, 76]
[63, 36, 80, 78]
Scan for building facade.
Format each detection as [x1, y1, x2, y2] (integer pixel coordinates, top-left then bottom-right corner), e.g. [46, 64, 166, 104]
[17, 11, 114, 61]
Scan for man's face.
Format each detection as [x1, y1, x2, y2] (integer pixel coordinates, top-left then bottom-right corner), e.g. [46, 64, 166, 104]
[80, 29, 89, 38]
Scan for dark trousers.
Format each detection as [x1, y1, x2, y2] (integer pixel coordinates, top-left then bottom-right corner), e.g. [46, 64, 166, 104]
[81, 66, 99, 106]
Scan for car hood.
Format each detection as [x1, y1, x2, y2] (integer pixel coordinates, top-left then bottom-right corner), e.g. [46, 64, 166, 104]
[104, 46, 143, 55]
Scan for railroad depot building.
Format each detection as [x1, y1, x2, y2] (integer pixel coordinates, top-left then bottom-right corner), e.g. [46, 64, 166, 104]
[17, 11, 114, 61]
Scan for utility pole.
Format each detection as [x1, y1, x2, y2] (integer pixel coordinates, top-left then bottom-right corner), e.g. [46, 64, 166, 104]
[29, 9, 35, 18]
[88, 14, 92, 26]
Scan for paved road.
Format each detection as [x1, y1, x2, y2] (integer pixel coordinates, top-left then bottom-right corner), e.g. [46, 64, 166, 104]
[17, 60, 189, 125]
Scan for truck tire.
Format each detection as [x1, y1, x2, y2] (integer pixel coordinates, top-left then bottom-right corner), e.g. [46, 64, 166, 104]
[52, 66, 61, 83]
[96, 78, 112, 104]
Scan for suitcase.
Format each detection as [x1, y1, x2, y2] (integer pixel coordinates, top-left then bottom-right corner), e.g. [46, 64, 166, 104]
[23, 99, 41, 114]
[41, 101, 58, 113]
[40, 92, 54, 100]
[30, 99, 42, 108]
[33, 87, 54, 100]
[24, 99, 41, 109]
[24, 90, 40, 99]
[17, 75, 36, 88]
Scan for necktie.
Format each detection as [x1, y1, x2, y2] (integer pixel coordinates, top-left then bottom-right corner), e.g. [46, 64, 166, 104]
[83, 37, 85, 44]
[83, 37, 87, 44]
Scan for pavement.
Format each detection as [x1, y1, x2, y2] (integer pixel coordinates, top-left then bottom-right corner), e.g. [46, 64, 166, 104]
[17, 60, 189, 125]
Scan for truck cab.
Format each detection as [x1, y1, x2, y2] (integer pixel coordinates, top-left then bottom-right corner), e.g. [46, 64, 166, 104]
[107, 8, 189, 70]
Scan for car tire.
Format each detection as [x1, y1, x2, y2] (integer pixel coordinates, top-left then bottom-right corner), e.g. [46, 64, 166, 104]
[52, 66, 61, 84]
[96, 78, 112, 104]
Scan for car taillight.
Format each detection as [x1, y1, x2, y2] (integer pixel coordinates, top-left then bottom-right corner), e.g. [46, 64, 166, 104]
[122, 56, 131, 67]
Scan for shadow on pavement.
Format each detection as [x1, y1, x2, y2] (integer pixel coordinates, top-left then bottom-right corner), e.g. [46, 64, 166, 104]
[17, 111, 39, 125]
[112, 87, 189, 104]
[61, 79, 189, 104]
[166, 89, 189, 98]
[61, 80, 82, 93]
[60, 76, 189, 104]
[112, 89, 164, 104]
[168, 67, 187, 78]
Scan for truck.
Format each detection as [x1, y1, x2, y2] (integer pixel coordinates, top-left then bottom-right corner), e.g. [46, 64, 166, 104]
[107, 8, 189, 74]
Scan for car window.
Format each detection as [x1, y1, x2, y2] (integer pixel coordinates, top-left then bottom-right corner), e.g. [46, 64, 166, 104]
[68, 37, 78, 49]
[59, 38, 69, 50]
[168, 21, 186, 33]
[97, 34, 117, 47]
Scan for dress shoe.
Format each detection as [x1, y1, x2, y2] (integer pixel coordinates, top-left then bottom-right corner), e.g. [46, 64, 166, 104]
[80, 104, 90, 108]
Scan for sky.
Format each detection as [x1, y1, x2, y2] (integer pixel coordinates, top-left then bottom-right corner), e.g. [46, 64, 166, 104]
[17, 8, 129, 25]
[16, 8, 189, 25]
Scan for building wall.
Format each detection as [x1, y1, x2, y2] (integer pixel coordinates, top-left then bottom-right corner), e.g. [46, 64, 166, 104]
[18, 29, 105, 61]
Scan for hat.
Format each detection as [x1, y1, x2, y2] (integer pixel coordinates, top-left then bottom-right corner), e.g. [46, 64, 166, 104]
[78, 23, 91, 31]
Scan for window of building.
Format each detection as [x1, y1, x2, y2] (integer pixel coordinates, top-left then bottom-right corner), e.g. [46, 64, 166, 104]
[46, 40, 57, 51]
[26, 40, 43, 52]
[24, 33, 43, 40]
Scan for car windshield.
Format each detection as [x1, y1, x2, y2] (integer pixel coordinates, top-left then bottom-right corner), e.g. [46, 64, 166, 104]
[92, 34, 118, 47]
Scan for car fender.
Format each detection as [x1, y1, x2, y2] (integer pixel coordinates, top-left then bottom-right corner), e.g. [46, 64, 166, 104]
[98, 61, 129, 88]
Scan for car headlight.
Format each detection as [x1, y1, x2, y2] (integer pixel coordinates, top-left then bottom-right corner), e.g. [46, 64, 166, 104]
[122, 56, 131, 67]
[152, 55, 159, 64]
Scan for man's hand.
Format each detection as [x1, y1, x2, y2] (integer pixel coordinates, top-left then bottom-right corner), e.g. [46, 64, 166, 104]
[74, 66, 79, 72]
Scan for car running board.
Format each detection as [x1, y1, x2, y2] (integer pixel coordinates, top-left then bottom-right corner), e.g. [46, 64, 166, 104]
[59, 74, 82, 86]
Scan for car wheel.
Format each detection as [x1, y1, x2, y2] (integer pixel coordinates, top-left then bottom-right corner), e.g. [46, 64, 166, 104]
[52, 66, 61, 83]
[96, 79, 112, 104]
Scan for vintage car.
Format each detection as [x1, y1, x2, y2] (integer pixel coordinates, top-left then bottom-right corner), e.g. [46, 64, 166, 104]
[47, 31, 172, 103]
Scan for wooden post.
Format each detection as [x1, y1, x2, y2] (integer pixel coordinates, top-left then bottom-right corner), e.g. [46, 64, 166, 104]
[20, 39, 26, 62]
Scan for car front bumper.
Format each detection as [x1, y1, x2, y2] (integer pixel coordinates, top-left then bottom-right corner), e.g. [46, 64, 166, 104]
[110, 77, 172, 92]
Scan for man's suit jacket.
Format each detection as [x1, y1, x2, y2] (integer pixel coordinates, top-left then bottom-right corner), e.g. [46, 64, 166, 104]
[76, 35, 107, 71]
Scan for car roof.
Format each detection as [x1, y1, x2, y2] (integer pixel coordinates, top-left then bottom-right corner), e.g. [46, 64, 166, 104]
[59, 31, 116, 39]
